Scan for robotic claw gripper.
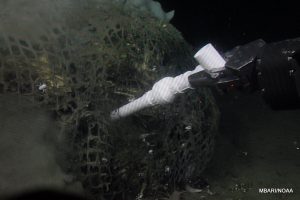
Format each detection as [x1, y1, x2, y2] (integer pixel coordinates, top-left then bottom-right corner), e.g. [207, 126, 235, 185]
[111, 38, 300, 120]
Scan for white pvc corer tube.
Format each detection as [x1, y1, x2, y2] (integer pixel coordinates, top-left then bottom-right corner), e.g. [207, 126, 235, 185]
[110, 65, 204, 120]
[110, 92, 152, 120]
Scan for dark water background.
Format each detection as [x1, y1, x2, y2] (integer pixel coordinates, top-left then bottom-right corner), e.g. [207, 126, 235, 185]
[157, 0, 300, 50]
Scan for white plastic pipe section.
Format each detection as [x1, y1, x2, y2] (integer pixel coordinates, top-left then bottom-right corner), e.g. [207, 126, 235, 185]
[110, 65, 204, 120]
[110, 43, 226, 120]
[194, 43, 226, 73]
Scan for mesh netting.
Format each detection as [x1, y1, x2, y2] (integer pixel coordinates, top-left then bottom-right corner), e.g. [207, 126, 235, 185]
[0, 0, 219, 199]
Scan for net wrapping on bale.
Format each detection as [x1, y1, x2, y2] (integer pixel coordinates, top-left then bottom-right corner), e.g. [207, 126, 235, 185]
[0, 0, 219, 199]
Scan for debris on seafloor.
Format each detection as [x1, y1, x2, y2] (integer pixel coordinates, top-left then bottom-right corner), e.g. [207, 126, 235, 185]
[136, 182, 147, 200]
[166, 190, 182, 200]
[293, 140, 299, 150]
[185, 185, 203, 193]
[163, 185, 215, 200]
[230, 182, 252, 193]
[38, 83, 47, 92]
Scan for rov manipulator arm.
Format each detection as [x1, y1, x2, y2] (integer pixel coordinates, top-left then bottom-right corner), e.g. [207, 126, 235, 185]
[111, 38, 300, 120]
[188, 38, 300, 109]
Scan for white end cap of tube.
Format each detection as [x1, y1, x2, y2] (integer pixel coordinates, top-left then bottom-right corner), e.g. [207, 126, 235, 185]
[194, 43, 226, 73]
